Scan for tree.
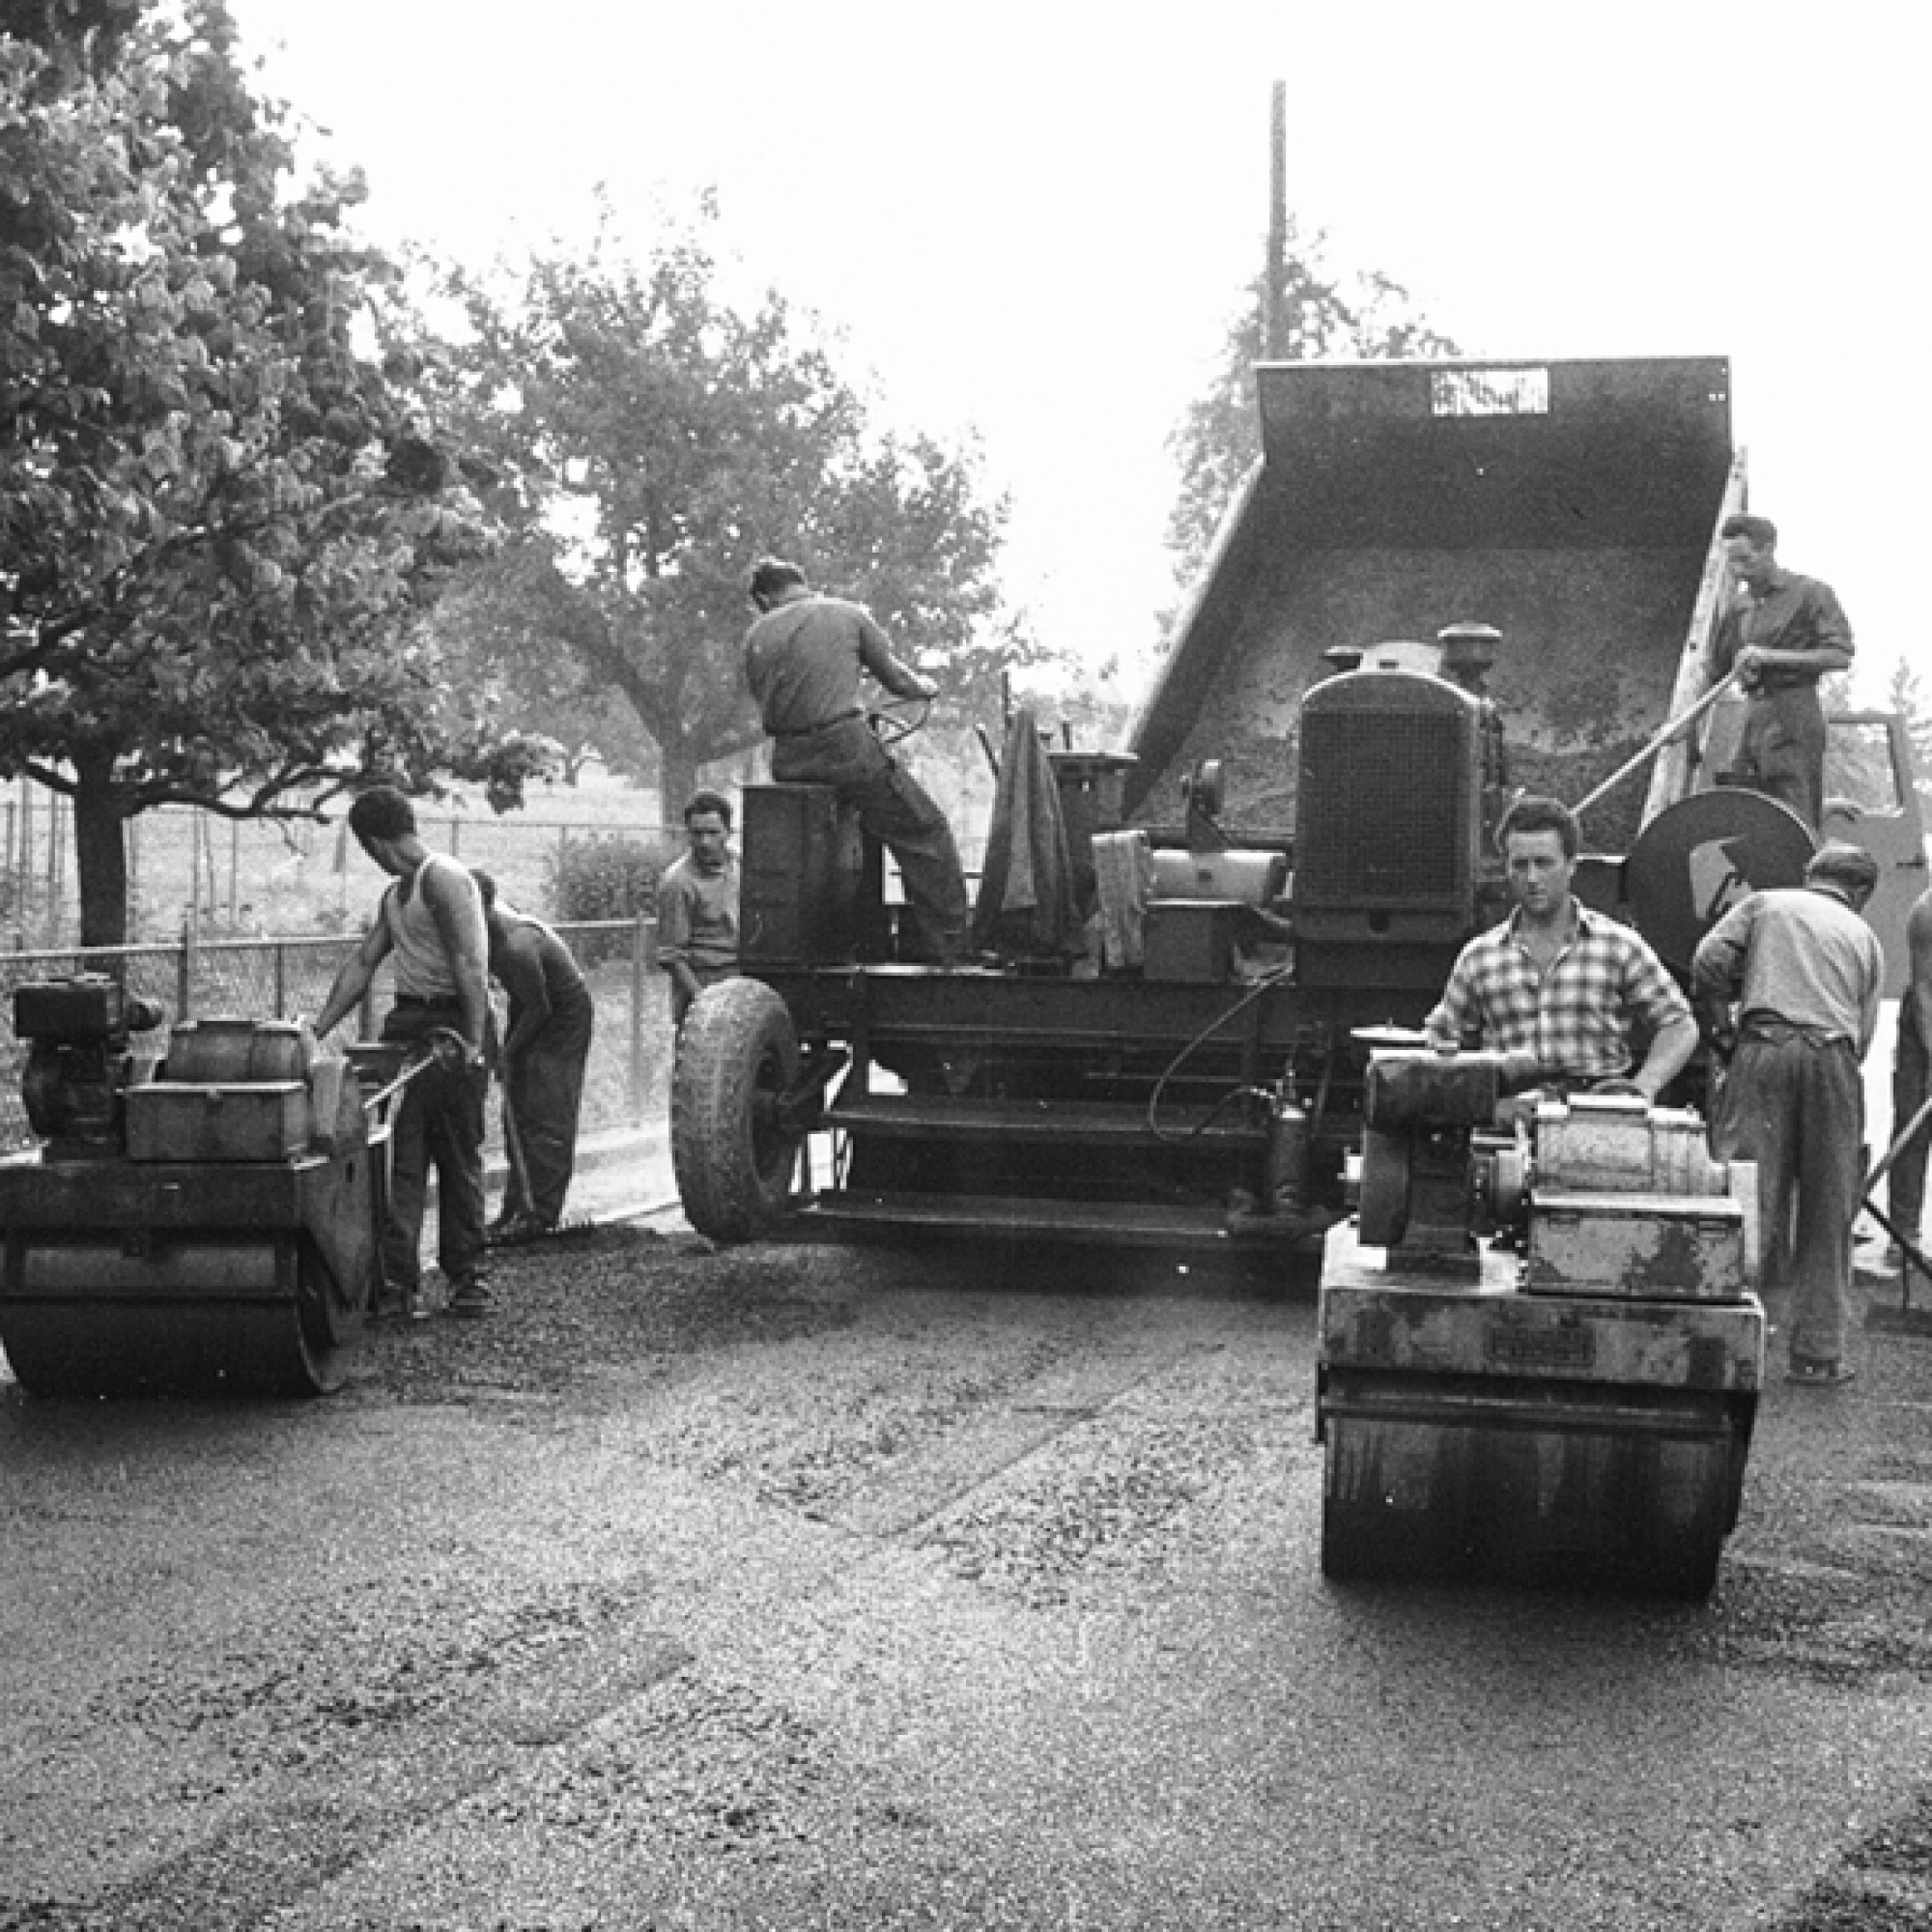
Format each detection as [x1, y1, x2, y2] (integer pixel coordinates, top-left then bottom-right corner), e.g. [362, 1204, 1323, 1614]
[431, 213, 1021, 813]
[1165, 218, 1458, 582]
[0, 0, 524, 945]
[1887, 654, 1932, 811]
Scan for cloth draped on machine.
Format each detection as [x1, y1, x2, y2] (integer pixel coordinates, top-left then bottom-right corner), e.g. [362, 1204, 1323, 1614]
[970, 707, 1085, 960]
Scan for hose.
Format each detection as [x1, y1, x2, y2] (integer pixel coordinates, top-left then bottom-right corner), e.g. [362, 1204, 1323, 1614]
[1144, 965, 1293, 1146]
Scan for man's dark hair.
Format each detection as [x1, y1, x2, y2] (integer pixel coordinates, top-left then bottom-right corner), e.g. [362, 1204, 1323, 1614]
[347, 785, 415, 843]
[1496, 793, 1579, 860]
[684, 788, 733, 830]
[1720, 513, 1778, 550]
[1806, 842, 1880, 900]
[471, 868, 498, 911]
[748, 557, 807, 604]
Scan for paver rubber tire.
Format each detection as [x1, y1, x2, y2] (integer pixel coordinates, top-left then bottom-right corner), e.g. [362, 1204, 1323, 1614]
[671, 978, 803, 1243]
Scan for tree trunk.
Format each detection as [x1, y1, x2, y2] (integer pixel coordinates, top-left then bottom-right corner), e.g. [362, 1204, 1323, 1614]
[71, 752, 130, 949]
[658, 744, 700, 833]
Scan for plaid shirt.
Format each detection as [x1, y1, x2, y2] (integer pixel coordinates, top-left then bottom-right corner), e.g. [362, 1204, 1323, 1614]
[1424, 905, 1692, 1082]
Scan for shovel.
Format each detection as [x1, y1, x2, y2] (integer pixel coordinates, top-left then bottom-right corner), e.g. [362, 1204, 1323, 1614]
[1861, 1091, 1932, 1333]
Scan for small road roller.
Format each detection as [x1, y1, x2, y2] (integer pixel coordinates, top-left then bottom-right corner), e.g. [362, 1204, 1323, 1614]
[0, 976, 385, 1398]
[1317, 1049, 1766, 1598]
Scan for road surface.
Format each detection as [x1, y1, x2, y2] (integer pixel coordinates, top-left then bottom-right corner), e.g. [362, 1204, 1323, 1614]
[3, 1229, 1931, 1930]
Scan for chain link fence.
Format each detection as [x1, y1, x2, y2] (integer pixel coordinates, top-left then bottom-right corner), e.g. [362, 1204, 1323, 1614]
[0, 781, 679, 949]
[0, 919, 674, 1156]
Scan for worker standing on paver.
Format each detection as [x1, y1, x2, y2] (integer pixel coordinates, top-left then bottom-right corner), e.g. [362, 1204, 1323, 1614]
[743, 556, 969, 966]
[1692, 844, 1884, 1385]
[1709, 514, 1854, 832]
[472, 871, 595, 1242]
[657, 789, 741, 1028]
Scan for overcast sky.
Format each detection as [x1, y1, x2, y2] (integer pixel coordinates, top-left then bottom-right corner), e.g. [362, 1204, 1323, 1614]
[228, 0, 1926, 707]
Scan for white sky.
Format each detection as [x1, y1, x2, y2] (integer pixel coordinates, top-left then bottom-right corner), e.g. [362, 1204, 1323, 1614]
[229, 0, 1928, 707]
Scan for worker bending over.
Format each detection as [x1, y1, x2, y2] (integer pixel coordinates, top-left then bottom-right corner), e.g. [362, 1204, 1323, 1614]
[1425, 794, 1699, 1099]
[473, 870, 595, 1242]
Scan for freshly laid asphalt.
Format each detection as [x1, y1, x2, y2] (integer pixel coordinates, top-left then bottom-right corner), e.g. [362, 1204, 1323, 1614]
[4, 1209, 1932, 1929]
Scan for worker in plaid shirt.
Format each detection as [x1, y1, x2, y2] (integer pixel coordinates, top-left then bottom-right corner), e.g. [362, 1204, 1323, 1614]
[1425, 795, 1699, 1099]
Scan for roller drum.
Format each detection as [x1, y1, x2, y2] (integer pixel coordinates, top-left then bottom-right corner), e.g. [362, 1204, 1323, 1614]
[0, 1232, 361, 1398]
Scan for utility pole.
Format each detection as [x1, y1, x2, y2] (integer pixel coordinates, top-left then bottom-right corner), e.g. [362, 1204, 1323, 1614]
[1264, 79, 1288, 360]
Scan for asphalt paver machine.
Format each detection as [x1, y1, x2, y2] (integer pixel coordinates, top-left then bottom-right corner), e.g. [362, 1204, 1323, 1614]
[664, 355, 1889, 1593]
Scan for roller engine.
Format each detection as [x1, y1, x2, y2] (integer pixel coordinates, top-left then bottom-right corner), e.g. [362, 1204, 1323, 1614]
[14, 975, 166, 1158]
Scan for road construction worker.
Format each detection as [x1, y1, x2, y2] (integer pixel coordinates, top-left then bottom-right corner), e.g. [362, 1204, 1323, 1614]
[1709, 514, 1854, 832]
[1692, 843, 1883, 1386]
[743, 557, 968, 966]
[311, 787, 493, 1319]
[656, 788, 741, 1027]
[472, 870, 594, 1242]
[1425, 794, 1699, 1100]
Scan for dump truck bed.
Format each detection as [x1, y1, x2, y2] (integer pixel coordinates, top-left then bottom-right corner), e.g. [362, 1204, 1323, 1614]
[1127, 357, 1741, 853]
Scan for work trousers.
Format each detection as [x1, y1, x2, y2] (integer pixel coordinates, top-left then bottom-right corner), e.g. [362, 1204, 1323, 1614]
[1731, 685, 1828, 832]
[772, 716, 969, 962]
[1713, 1026, 1863, 1365]
[380, 1003, 488, 1292]
[1892, 1001, 1928, 1243]
[500, 993, 595, 1225]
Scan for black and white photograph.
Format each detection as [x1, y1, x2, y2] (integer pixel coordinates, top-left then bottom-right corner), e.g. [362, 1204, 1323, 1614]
[3, 3, 1928, 1925]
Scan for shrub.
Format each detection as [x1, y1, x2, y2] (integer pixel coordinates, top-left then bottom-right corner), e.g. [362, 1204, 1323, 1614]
[548, 835, 667, 961]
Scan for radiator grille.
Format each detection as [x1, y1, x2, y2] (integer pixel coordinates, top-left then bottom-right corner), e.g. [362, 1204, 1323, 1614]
[1296, 703, 1472, 908]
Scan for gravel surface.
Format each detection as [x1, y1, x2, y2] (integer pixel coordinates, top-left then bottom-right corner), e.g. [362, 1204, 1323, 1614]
[4, 1228, 1932, 1929]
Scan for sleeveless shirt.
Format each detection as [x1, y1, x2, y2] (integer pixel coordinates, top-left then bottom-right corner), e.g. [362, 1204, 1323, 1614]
[383, 853, 483, 1000]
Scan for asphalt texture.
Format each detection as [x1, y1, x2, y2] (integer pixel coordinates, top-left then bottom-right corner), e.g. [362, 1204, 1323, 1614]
[4, 1219, 1932, 1930]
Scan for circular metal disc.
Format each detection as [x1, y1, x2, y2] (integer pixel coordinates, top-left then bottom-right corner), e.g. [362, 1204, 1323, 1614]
[1625, 789, 1817, 973]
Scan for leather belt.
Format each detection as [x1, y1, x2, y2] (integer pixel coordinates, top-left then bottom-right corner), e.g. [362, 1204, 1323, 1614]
[775, 710, 863, 738]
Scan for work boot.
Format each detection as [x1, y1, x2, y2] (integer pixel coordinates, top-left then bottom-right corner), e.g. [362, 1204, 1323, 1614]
[446, 1275, 494, 1319]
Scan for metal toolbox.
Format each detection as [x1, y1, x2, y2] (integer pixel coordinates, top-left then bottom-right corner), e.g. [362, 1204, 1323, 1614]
[1525, 1189, 1750, 1301]
[125, 1082, 310, 1164]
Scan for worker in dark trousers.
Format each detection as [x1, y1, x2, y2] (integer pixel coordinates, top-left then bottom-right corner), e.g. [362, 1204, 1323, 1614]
[473, 871, 595, 1241]
[1889, 883, 1932, 1268]
[743, 556, 969, 966]
[312, 787, 493, 1319]
[1692, 844, 1884, 1385]
[1709, 513, 1854, 832]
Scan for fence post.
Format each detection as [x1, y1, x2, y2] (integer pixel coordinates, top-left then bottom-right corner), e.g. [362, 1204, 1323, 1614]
[630, 912, 649, 1117]
[177, 918, 193, 1021]
[356, 920, 377, 1042]
[274, 940, 287, 1017]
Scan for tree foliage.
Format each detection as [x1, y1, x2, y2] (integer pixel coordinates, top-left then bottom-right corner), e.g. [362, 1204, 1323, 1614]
[1165, 218, 1458, 583]
[1887, 654, 1932, 807]
[430, 213, 1023, 812]
[0, 0, 518, 943]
